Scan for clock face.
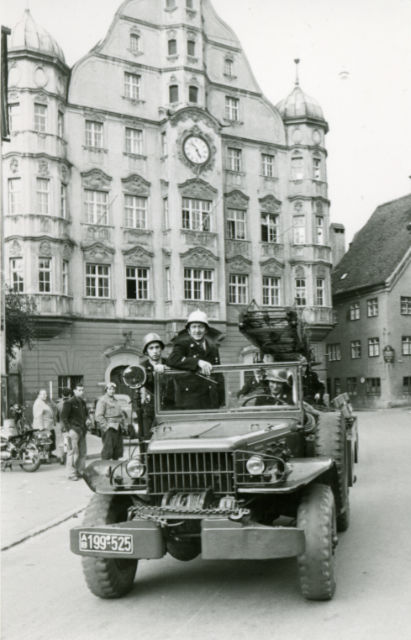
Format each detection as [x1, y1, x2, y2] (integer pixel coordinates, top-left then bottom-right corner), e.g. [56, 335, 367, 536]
[183, 135, 210, 165]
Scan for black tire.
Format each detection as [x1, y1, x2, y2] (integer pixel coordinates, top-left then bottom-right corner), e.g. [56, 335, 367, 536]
[81, 494, 137, 599]
[20, 443, 41, 472]
[297, 483, 337, 601]
[315, 412, 350, 532]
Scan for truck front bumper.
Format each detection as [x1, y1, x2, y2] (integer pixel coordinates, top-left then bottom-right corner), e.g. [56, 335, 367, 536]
[70, 518, 305, 560]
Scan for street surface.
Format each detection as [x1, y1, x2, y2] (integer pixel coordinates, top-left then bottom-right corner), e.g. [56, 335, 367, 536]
[1, 409, 411, 640]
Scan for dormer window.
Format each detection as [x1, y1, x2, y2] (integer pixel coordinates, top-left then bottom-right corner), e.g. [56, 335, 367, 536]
[224, 57, 234, 77]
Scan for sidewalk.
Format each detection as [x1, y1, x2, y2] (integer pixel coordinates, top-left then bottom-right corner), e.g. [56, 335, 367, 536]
[0, 433, 102, 550]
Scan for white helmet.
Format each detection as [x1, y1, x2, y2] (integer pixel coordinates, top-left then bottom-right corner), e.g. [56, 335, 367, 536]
[142, 332, 165, 354]
[186, 309, 209, 328]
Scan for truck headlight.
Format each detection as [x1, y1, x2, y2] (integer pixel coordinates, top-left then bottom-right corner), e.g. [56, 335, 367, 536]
[246, 455, 266, 476]
[126, 458, 145, 478]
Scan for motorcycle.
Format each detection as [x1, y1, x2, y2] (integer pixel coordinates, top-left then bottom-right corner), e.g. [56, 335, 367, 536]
[32, 429, 55, 464]
[0, 429, 41, 472]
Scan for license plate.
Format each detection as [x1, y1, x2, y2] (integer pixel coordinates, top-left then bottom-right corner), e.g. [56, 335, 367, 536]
[79, 531, 133, 554]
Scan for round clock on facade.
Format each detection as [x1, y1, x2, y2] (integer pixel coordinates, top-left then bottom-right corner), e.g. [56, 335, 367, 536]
[183, 135, 210, 165]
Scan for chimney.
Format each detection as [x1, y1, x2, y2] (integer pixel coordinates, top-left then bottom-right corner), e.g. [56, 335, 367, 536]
[330, 223, 346, 266]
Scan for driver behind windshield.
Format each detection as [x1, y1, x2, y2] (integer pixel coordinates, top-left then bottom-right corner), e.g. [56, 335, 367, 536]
[255, 369, 294, 406]
[166, 309, 224, 410]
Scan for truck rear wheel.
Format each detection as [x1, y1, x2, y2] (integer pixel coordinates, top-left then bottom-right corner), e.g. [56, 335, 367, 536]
[81, 495, 137, 599]
[297, 483, 337, 601]
[315, 412, 350, 532]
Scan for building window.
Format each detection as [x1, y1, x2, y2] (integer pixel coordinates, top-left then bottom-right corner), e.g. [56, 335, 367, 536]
[400, 296, 411, 315]
[188, 85, 198, 103]
[368, 337, 380, 357]
[124, 195, 147, 229]
[403, 377, 411, 394]
[347, 377, 357, 395]
[349, 302, 360, 320]
[165, 267, 171, 300]
[293, 216, 305, 244]
[261, 154, 275, 177]
[86, 264, 110, 298]
[125, 127, 143, 154]
[9, 258, 24, 293]
[34, 103, 47, 132]
[8, 103, 19, 131]
[315, 216, 324, 244]
[161, 132, 168, 156]
[334, 378, 341, 396]
[182, 198, 211, 231]
[313, 156, 321, 180]
[315, 278, 325, 306]
[36, 178, 49, 215]
[227, 147, 242, 172]
[327, 344, 341, 362]
[163, 197, 169, 228]
[166, 0, 176, 8]
[184, 268, 213, 301]
[261, 213, 278, 243]
[85, 120, 103, 148]
[168, 39, 177, 55]
[126, 266, 149, 300]
[367, 298, 378, 317]
[7, 178, 21, 214]
[224, 57, 234, 77]
[169, 84, 179, 103]
[84, 190, 108, 225]
[225, 96, 239, 121]
[229, 274, 248, 305]
[227, 209, 246, 240]
[186, 0, 194, 8]
[58, 375, 83, 397]
[130, 33, 141, 53]
[295, 278, 306, 306]
[351, 340, 361, 359]
[366, 377, 381, 395]
[124, 72, 141, 100]
[60, 184, 67, 218]
[57, 111, 64, 138]
[262, 276, 280, 306]
[187, 39, 195, 56]
[402, 336, 411, 356]
[291, 154, 304, 180]
[38, 258, 51, 293]
[62, 260, 69, 295]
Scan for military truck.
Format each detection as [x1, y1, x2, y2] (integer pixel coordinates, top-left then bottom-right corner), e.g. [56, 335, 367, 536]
[70, 307, 358, 601]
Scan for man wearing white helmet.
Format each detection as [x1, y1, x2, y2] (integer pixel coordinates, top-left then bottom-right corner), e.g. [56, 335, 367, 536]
[167, 309, 223, 409]
[140, 332, 168, 438]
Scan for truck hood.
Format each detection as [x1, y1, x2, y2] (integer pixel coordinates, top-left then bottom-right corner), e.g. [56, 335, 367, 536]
[148, 417, 300, 452]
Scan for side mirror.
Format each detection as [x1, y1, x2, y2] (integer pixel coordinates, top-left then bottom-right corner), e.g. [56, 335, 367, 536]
[122, 365, 147, 390]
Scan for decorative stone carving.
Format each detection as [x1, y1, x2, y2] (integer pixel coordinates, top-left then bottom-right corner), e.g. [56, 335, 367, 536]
[121, 174, 150, 196]
[81, 242, 115, 263]
[59, 164, 69, 182]
[39, 240, 52, 257]
[126, 301, 154, 318]
[180, 246, 219, 267]
[40, 218, 51, 232]
[9, 240, 22, 257]
[9, 157, 18, 173]
[34, 66, 48, 88]
[225, 190, 249, 209]
[122, 245, 154, 266]
[259, 194, 281, 213]
[225, 239, 251, 259]
[34, 92, 48, 104]
[83, 109, 105, 122]
[62, 244, 72, 259]
[178, 178, 217, 200]
[182, 230, 217, 248]
[226, 255, 252, 272]
[316, 266, 327, 277]
[38, 159, 49, 176]
[170, 107, 220, 133]
[315, 201, 323, 214]
[8, 67, 21, 88]
[295, 265, 305, 277]
[81, 168, 112, 190]
[85, 226, 111, 242]
[294, 201, 303, 212]
[260, 257, 284, 276]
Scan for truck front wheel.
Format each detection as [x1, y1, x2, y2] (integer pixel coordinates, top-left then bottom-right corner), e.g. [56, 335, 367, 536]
[297, 483, 337, 601]
[81, 494, 138, 599]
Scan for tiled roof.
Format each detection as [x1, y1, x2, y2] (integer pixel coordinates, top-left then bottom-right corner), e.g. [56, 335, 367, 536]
[332, 193, 411, 295]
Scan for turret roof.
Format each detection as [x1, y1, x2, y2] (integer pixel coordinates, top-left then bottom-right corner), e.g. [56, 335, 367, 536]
[10, 9, 65, 62]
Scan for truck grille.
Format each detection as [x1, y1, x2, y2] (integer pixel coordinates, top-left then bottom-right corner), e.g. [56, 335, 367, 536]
[147, 451, 234, 495]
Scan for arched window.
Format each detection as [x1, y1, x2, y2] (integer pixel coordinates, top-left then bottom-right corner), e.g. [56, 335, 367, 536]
[188, 85, 198, 103]
[168, 39, 177, 55]
[169, 85, 179, 103]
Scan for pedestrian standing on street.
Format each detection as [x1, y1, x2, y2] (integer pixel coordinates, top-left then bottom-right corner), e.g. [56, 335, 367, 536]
[140, 333, 168, 439]
[32, 388, 56, 454]
[95, 382, 125, 460]
[56, 387, 72, 464]
[61, 383, 88, 481]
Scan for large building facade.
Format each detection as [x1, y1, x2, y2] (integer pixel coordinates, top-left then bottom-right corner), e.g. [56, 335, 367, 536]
[3, 0, 336, 405]
[326, 194, 411, 409]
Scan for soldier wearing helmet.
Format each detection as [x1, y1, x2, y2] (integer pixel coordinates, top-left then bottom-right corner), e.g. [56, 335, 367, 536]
[167, 309, 224, 410]
[140, 332, 168, 438]
[260, 369, 294, 405]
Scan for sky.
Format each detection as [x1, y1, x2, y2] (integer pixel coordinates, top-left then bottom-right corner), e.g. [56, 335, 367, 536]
[2, 0, 411, 243]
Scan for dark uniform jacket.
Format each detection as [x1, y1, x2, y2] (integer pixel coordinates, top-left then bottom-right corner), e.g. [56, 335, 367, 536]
[166, 332, 223, 410]
[61, 395, 88, 435]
